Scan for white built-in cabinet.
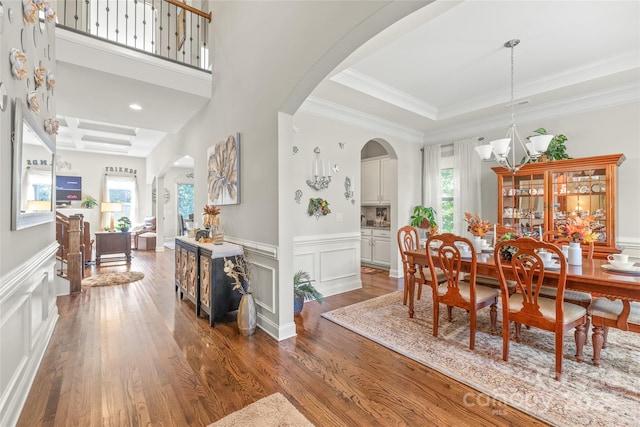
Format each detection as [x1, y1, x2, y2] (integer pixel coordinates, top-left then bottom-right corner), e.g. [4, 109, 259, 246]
[361, 157, 395, 205]
[361, 228, 391, 267]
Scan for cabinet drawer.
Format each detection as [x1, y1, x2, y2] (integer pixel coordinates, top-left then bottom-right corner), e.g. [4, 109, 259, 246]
[361, 229, 373, 236]
[372, 229, 390, 238]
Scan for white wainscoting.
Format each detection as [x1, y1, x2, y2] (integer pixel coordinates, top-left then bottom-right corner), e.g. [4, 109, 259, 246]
[0, 242, 59, 426]
[619, 239, 640, 259]
[294, 232, 362, 298]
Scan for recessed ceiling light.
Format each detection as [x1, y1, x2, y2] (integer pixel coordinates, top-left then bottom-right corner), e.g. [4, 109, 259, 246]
[129, 103, 142, 110]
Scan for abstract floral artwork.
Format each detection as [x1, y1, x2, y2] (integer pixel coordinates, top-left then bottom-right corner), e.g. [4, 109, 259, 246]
[207, 133, 240, 205]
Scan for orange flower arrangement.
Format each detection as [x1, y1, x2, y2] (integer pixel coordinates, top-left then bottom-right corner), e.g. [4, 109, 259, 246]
[557, 213, 599, 243]
[203, 204, 220, 216]
[465, 213, 492, 237]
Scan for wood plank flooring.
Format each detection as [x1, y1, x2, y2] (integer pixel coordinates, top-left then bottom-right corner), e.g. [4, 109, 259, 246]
[17, 249, 544, 426]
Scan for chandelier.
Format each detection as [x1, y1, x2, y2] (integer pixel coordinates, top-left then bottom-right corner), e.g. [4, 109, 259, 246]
[475, 39, 553, 173]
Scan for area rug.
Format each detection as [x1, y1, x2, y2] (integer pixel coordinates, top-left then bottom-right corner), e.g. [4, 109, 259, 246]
[81, 271, 144, 287]
[322, 291, 640, 426]
[207, 393, 314, 427]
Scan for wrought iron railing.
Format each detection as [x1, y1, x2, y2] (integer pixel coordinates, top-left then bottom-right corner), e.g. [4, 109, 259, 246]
[56, 0, 212, 71]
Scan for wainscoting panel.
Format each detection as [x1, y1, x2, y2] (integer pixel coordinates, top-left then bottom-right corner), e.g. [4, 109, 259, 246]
[0, 243, 59, 427]
[294, 232, 362, 297]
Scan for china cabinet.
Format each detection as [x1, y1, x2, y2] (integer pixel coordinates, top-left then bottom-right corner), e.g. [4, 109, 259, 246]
[493, 154, 624, 258]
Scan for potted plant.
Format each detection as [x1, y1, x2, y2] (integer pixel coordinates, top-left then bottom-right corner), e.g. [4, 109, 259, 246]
[117, 216, 132, 232]
[293, 270, 324, 314]
[410, 205, 438, 234]
[80, 195, 98, 209]
[529, 128, 571, 162]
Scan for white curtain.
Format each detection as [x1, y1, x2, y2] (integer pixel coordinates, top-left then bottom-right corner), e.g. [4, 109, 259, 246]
[422, 144, 442, 227]
[453, 138, 483, 236]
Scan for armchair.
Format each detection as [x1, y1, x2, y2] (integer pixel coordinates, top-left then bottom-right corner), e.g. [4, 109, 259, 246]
[133, 217, 156, 249]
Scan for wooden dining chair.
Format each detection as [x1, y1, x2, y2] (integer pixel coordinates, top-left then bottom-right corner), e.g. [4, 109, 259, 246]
[426, 233, 499, 350]
[538, 235, 594, 331]
[397, 226, 445, 305]
[588, 299, 640, 366]
[494, 237, 587, 380]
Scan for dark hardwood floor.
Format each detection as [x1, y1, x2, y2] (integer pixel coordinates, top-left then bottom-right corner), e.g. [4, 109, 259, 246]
[17, 248, 543, 426]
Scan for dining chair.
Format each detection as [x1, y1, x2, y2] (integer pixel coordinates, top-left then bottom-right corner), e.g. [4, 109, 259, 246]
[588, 299, 640, 366]
[494, 237, 587, 380]
[539, 235, 594, 331]
[397, 226, 445, 305]
[426, 233, 499, 350]
[470, 224, 517, 294]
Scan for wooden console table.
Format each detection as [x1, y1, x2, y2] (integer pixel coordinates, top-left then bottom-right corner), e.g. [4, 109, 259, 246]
[95, 231, 131, 265]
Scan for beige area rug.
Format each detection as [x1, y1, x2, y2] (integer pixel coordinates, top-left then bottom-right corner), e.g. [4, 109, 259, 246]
[322, 291, 640, 426]
[81, 271, 144, 287]
[208, 393, 314, 427]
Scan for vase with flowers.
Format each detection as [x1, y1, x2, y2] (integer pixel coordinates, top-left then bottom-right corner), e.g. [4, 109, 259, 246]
[556, 213, 599, 266]
[224, 254, 256, 336]
[465, 213, 492, 251]
[202, 204, 221, 228]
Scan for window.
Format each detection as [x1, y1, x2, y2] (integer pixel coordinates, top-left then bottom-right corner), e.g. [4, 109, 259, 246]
[441, 168, 454, 233]
[440, 152, 454, 233]
[177, 183, 194, 219]
[105, 175, 138, 225]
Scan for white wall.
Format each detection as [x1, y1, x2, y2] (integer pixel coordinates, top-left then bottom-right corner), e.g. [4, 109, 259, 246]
[145, 1, 426, 339]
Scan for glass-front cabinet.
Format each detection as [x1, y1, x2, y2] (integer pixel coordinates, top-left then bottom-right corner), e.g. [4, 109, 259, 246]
[493, 154, 625, 258]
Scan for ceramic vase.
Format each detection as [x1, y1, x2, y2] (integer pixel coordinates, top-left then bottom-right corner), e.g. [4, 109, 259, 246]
[568, 242, 582, 266]
[294, 296, 304, 315]
[472, 235, 483, 253]
[237, 292, 257, 336]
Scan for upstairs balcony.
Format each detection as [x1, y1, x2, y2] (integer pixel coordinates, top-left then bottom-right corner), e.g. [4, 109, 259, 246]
[53, 0, 212, 156]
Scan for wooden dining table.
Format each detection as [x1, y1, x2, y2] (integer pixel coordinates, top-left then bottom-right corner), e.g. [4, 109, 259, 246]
[405, 248, 640, 316]
[404, 248, 640, 364]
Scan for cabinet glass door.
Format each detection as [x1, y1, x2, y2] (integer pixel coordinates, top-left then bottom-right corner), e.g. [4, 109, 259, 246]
[500, 173, 545, 238]
[551, 168, 607, 242]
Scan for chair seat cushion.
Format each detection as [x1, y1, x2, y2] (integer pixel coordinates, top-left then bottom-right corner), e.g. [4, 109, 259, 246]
[538, 286, 592, 304]
[588, 298, 640, 324]
[508, 294, 586, 323]
[438, 281, 499, 304]
[139, 232, 157, 238]
[417, 266, 446, 283]
[465, 274, 516, 293]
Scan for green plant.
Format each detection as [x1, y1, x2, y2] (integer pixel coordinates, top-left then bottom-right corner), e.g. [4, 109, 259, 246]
[80, 195, 98, 209]
[117, 216, 131, 231]
[523, 128, 571, 163]
[410, 206, 438, 233]
[293, 270, 324, 304]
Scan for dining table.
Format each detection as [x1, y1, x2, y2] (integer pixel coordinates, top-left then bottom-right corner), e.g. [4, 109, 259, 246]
[404, 247, 640, 364]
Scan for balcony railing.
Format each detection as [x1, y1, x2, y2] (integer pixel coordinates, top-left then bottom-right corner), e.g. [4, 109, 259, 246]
[56, 0, 212, 71]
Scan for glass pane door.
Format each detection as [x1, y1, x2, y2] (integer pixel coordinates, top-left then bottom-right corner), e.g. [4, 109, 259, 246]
[500, 173, 545, 238]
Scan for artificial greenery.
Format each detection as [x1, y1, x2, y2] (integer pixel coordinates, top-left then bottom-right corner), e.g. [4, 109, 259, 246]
[293, 270, 324, 304]
[523, 128, 571, 164]
[80, 195, 98, 209]
[410, 205, 438, 233]
[117, 216, 132, 232]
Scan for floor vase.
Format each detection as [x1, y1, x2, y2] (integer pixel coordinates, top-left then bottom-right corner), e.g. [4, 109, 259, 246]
[238, 292, 257, 336]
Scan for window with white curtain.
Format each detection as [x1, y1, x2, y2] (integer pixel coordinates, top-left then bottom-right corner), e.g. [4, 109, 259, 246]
[105, 175, 139, 225]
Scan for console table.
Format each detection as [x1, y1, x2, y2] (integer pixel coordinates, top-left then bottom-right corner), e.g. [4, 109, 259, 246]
[95, 231, 131, 265]
[174, 237, 244, 327]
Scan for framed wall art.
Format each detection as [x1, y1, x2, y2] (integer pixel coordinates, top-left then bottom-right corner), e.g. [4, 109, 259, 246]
[207, 133, 240, 205]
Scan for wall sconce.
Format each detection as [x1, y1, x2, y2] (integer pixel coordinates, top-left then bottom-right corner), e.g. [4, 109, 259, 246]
[344, 176, 354, 201]
[101, 202, 123, 231]
[306, 146, 331, 191]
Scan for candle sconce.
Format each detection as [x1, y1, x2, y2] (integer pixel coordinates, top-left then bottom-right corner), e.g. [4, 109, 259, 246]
[306, 146, 332, 191]
[344, 176, 354, 201]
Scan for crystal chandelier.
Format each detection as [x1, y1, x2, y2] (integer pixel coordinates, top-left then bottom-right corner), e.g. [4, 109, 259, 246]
[475, 39, 553, 173]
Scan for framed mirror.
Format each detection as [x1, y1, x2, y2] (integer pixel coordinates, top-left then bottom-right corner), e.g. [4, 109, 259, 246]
[12, 98, 55, 230]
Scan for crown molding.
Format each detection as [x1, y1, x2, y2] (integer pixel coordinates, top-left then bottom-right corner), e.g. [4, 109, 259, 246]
[299, 96, 424, 144]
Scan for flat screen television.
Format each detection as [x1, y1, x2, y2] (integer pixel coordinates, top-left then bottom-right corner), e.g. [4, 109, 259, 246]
[56, 175, 82, 206]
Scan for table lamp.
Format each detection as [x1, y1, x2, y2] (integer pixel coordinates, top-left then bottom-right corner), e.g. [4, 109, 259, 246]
[101, 202, 123, 231]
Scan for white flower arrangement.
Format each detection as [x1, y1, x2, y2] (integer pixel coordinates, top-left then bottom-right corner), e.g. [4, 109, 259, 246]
[223, 255, 252, 295]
